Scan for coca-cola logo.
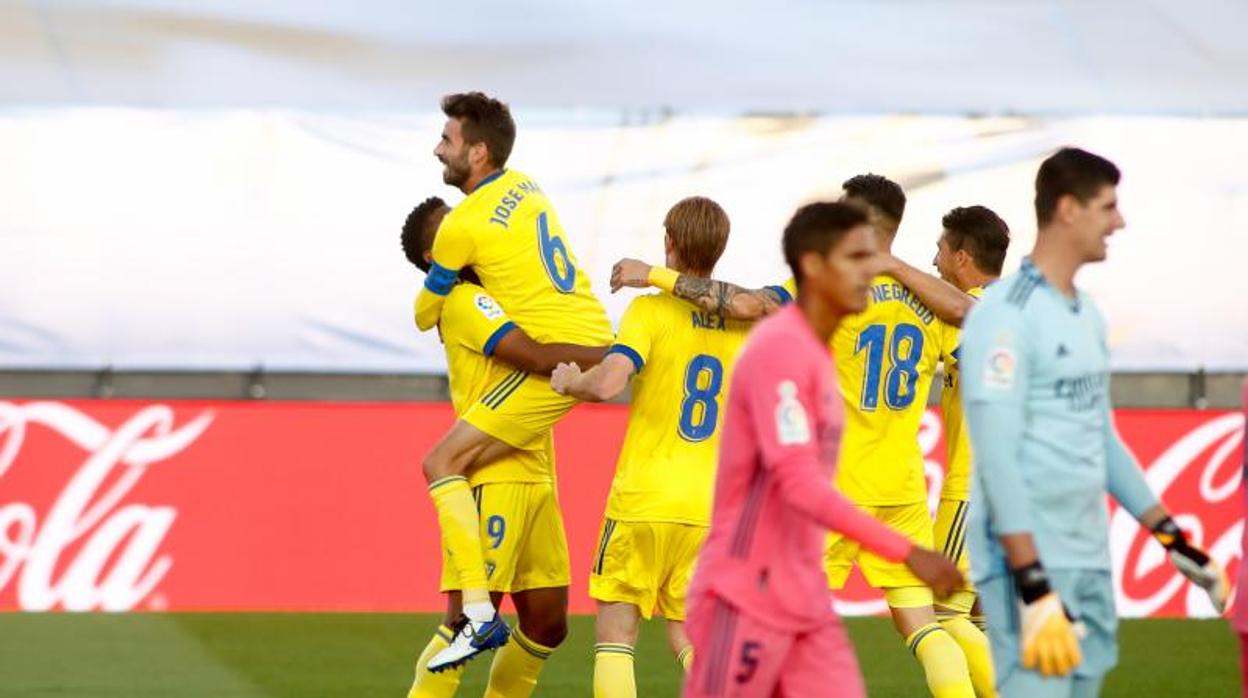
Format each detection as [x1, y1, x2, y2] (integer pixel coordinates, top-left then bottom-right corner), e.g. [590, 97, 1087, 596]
[1112, 413, 1244, 618]
[0, 401, 212, 611]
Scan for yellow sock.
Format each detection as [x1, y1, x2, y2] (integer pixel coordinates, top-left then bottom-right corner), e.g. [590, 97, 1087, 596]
[484, 626, 554, 698]
[940, 616, 997, 698]
[407, 625, 464, 698]
[676, 646, 694, 673]
[906, 623, 976, 698]
[429, 476, 488, 602]
[593, 643, 636, 698]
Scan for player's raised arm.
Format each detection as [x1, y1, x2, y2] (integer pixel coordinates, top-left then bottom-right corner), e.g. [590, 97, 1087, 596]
[879, 252, 975, 327]
[610, 257, 788, 321]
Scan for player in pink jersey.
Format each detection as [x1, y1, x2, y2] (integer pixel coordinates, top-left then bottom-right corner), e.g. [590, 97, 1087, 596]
[684, 202, 963, 698]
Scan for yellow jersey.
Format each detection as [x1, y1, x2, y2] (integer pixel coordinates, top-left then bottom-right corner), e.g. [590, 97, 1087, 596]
[781, 275, 954, 505]
[415, 169, 613, 348]
[937, 285, 985, 501]
[606, 294, 751, 525]
[431, 282, 553, 485]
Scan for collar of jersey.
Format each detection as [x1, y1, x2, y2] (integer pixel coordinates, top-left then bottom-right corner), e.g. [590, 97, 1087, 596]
[471, 168, 506, 193]
[1020, 256, 1081, 313]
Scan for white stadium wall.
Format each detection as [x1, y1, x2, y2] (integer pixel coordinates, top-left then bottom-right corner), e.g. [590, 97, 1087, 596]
[1, 110, 1246, 372]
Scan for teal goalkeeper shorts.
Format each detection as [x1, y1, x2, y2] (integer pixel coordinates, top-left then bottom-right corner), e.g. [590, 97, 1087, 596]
[978, 569, 1118, 698]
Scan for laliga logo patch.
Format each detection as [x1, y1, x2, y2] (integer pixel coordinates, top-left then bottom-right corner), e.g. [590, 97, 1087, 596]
[774, 380, 810, 445]
[984, 346, 1016, 389]
[474, 293, 505, 321]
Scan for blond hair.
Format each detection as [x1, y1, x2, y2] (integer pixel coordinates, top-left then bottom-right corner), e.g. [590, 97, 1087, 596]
[664, 196, 730, 275]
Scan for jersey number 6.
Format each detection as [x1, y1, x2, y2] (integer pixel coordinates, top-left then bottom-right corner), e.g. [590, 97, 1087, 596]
[536, 211, 576, 293]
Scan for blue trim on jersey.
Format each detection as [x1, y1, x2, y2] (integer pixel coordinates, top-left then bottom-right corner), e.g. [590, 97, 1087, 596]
[766, 285, 794, 304]
[471, 169, 506, 193]
[607, 344, 644, 372]
[424, 262, 459, 296]
[482, 321, 517, 357]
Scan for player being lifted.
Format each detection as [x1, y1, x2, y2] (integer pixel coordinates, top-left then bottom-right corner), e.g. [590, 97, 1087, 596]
[613, 175, 990, 697]
[548, 197, 750, 698]
[681, 201, 963, 698]
[401, 197, 605, 697]
[960, 148, 1226, 698]
[413, 93, 614, 672]
[929, 205, 1012, 697]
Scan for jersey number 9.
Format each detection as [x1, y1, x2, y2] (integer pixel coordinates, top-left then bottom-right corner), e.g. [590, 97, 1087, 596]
[855, 323, 924, 411]
[536, 211, 576, 293]
[679, 354, 724, 442]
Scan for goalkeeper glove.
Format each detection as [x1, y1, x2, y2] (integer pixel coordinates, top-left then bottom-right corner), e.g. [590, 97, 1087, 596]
[1152, 516, 1228, 613]
[1013, 561, 1082, 677]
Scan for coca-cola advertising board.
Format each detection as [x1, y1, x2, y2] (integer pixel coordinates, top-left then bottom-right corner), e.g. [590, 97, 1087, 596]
[0, 399, 1241, 617]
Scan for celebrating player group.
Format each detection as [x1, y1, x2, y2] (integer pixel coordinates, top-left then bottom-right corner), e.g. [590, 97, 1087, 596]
[398, 92, 1229, 698]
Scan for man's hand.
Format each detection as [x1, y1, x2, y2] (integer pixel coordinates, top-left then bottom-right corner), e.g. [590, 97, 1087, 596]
[903, 546, 964, 598]
[1020, 592, 1083, 677]
[1152, 516, 1229, 613]
[550, 362, 582, 395]
[876, 252, 901, 276]
[610, 258, 653, 293]
[1013, 561, 1083, 677]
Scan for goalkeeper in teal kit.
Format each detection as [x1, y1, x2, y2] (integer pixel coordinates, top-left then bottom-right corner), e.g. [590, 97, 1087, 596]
[960, 148, 1227, 698]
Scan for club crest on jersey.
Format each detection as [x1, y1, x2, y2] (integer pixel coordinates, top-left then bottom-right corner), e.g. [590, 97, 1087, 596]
[984, 346, 1017, 389]
[775, 380, 810, 445]
[474, 293, 505, 321]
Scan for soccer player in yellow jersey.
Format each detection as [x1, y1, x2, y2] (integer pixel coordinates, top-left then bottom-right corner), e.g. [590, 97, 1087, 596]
[612, 176, 993, 698]
[929, 205, 1010, 698]
[401, 196, 606, 696]
[412, 93, 614, 670]
[549, 197, 750, 698]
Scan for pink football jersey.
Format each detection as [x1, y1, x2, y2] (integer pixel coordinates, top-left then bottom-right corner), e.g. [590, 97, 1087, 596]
[688, 305, 913, 632]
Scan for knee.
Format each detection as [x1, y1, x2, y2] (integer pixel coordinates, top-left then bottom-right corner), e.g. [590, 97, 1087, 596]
[522, 617, 568, 649]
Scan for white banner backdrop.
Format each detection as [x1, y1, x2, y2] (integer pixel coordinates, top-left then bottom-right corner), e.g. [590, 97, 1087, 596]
[1, 109, 1246, 372]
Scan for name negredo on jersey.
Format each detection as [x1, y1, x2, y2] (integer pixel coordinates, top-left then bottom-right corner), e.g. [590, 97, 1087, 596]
[869, 281, 936, 325]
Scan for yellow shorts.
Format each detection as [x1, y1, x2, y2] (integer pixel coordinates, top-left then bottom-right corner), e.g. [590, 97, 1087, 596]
[462, 369, 578, 450]
[588, 519, 707, 621]
[439, 481, 570, 594]
[932, 497, 977, 612]
[825, 501, 933, 592]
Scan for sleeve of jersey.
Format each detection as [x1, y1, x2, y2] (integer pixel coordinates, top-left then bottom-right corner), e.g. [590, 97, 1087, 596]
[961, 302, 1035, 535]
[606, 298, 653, 373]
[743, 353, 912, 562]
[1103, 392, 1160, 518]
[415, 217, 477, 331]
[453, 289, 517, 357]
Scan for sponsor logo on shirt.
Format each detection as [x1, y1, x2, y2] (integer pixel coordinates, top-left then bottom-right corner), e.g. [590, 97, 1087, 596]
[983, 346, 1016, 389]
[775, 380, 810, 445]
[474, 293, 505, 321]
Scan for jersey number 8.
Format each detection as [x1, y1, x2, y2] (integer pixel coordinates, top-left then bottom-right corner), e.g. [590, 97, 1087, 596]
[536, 211, 576, 293]
[855, 323, 924, 411]
[678, 354, 724, 442]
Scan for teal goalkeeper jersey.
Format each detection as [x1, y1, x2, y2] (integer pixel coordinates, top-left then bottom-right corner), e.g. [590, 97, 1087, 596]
[960, 258, 1158, 582]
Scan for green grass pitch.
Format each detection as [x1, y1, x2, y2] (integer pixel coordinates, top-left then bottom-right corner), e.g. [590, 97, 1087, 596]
[0, 613, 1237, 696]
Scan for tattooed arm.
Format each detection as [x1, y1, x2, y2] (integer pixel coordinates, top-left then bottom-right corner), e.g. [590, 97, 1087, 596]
[610, 258, 788, 321]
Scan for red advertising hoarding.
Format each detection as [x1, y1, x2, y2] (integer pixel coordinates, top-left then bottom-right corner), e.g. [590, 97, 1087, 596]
[0, 400, 1240, 617]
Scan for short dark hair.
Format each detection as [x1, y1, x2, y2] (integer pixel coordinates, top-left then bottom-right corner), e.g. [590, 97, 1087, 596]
[783, 202, 870, 286]
[842, 173, 906, 228]
[1034, 147, 1120, 226]
[942, 205, 1010, 276]
[441, 92, 516, 169]
[401, 196, 448, 273]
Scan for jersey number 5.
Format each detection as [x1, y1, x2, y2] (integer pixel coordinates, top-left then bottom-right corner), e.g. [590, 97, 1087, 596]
[855, 323, 924, 410]
[536, 211, 576, 293]
[678, 354, 724, 442]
